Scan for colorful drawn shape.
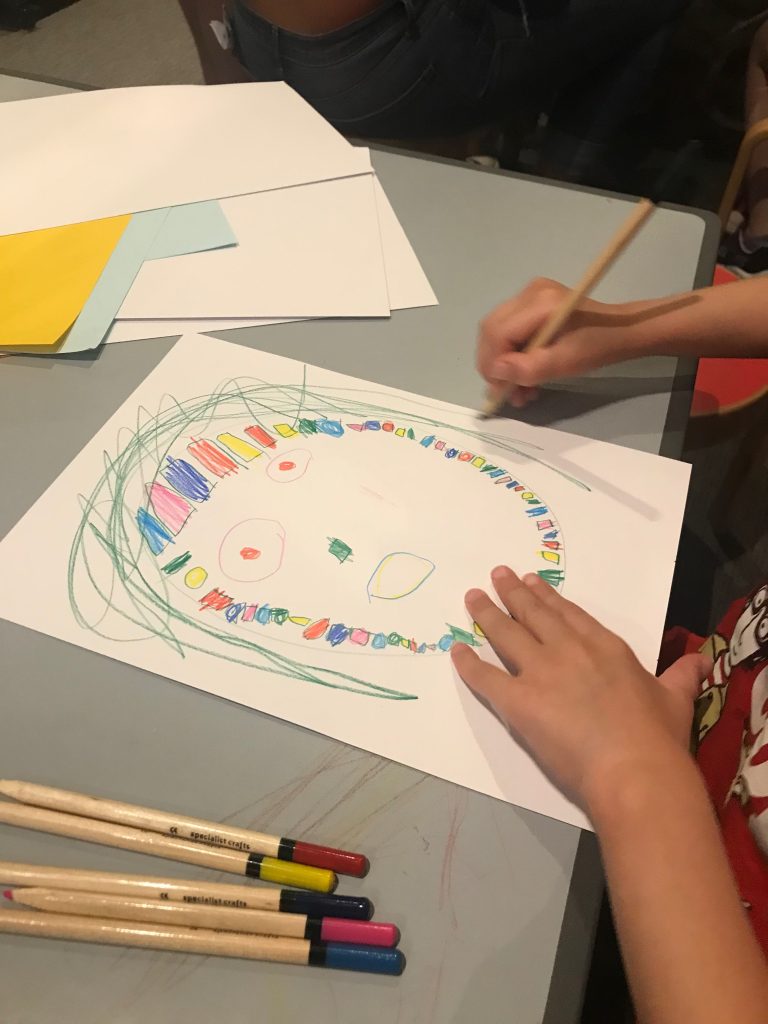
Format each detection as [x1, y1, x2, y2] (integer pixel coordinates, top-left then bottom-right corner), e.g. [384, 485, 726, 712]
[162, 551, 192, 575]
[367, 552, 436, 602]
[149, 482, 193, 535]
[216, 433, 263, 463]
[328, 538, 353, 564]
[266, 448, 312, 483]
[218, 518, 285, 583]
[136, 508, 173, 556]
[188, 439, 239, 478]
[162, 457, 211, 502]
[244, 425, 277, 449]
[185, 566, 208, 589]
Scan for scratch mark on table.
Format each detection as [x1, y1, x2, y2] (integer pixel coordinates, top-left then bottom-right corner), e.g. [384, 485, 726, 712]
[337, 775, 428, 845]
[439, 790, 468, 929]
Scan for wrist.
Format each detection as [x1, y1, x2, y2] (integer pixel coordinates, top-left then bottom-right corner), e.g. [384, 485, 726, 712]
[584, 747, 704, 833]
[607, 289, 714, 360]
[571, 298, 676, 364]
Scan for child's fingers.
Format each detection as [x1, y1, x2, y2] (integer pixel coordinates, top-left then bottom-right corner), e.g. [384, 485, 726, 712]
[490, 566, 561, 643]
[658, 652, 713, 702]
[451, 643, 520, 719]
[508, 385, 540, 408]
[464, 588, 539, 669]
[490, 345, 563, 389]
[477, 300, 555, 385]
[521, 573, 600, 637]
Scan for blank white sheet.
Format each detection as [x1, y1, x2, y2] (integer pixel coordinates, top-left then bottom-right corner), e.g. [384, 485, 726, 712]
[109, 176, 436, 340]
[0, 82, 371, 236]
[105, 318, 297, 344]
[119, 174, 390, 319]
[372, 177, 437, 311]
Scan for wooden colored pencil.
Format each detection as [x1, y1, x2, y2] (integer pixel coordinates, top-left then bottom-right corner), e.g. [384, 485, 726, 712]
[0, 803, 336, 893]
[6, 888, 398, 947]
[0, 909, 405, 975]
[0, 780, 368, 877]
[482, 197, 656, 417]
[0, 862, 372, 918]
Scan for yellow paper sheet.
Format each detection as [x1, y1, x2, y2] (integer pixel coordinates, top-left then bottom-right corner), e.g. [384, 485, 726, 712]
[0, 214, 131, 346]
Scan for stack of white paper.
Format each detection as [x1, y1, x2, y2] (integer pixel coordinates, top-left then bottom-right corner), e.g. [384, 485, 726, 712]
[0, 82, 436, 346]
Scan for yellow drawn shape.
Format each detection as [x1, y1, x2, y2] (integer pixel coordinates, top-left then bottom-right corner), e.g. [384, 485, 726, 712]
[471, 456, 486, 468]
[217, 433, 263, 462]
[185, 566, 208, 589]
[368, 552, 435, 601]
[0, 214, 131, 347]
[395, 427, 406, 437]
[541, 551, 561, 564]
[473, 622, 486, 638]
[274, 423, 298, 438]
[289, 615, 311, 626]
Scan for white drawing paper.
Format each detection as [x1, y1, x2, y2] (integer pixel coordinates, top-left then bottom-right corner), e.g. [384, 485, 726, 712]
[105, 318, 298, 344]
[371, 177, 437, 311]
[108, 174, 437, 340]
[0, 336, 690, 830]
[0, 82, 370, 236]
[118, 175, 390, 319]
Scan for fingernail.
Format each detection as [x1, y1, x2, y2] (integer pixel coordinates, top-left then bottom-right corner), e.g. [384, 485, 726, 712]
[465, 588, 486, 605]
[522, 573, 539, 587]
[491, 565, 512, 581]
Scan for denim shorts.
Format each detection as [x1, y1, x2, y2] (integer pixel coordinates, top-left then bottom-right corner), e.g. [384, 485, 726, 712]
[229, 0, 688, 140]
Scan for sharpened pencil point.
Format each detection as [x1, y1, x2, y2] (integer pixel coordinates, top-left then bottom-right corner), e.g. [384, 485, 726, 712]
[3, 890, 13, 901]
[480, 393, 501, 419]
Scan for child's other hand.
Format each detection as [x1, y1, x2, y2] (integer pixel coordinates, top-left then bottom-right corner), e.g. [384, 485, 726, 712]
[477, 278, 634, 408]
[451, 567, 712, 815]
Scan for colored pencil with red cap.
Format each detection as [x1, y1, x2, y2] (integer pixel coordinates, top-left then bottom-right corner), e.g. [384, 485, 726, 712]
[0, 780, 369, 877]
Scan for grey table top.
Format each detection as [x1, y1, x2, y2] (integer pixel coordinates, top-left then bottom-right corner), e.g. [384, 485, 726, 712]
[0, 71, 718, 1024]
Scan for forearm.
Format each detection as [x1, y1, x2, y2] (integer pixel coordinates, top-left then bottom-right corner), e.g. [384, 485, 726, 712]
[589, 754, 768, 1024]
[619, 277, 768, 360]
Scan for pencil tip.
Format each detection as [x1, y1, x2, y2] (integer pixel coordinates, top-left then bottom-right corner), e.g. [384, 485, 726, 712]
[3, 890, 13, 901]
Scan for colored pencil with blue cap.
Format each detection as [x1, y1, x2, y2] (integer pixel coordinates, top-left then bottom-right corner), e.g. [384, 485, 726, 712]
[0, 862, 373, 918]
[0, 908, 405, 975]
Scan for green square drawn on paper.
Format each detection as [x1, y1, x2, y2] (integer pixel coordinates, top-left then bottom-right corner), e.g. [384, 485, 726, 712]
[328, 538, 353, 564]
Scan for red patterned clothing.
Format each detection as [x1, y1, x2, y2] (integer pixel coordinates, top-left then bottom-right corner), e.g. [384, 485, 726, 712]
[663, 586, 768, 953]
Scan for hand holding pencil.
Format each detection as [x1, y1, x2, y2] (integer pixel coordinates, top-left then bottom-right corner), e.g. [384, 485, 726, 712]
[480, 198, 656, 415]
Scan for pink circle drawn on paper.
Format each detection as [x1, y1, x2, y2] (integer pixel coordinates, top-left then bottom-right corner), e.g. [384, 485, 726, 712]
[267, 448, 312, 483]
[219, 519, 285, 583]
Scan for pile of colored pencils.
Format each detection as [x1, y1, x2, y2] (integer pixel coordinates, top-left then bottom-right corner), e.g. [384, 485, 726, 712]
[0, 780, 404, 975]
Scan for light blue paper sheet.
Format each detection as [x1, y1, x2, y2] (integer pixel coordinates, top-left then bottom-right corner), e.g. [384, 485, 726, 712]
[147, 200, 235, 261]
[58, 201, 235, 354]
[56, 208, 171, 353]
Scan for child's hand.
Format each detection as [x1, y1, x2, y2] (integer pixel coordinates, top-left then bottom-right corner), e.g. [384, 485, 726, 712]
[477, 278, 637, 408]
[451, 566, 712, 815]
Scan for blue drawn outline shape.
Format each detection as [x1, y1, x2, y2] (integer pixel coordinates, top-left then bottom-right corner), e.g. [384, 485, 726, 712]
[367, 551, 436, 602]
